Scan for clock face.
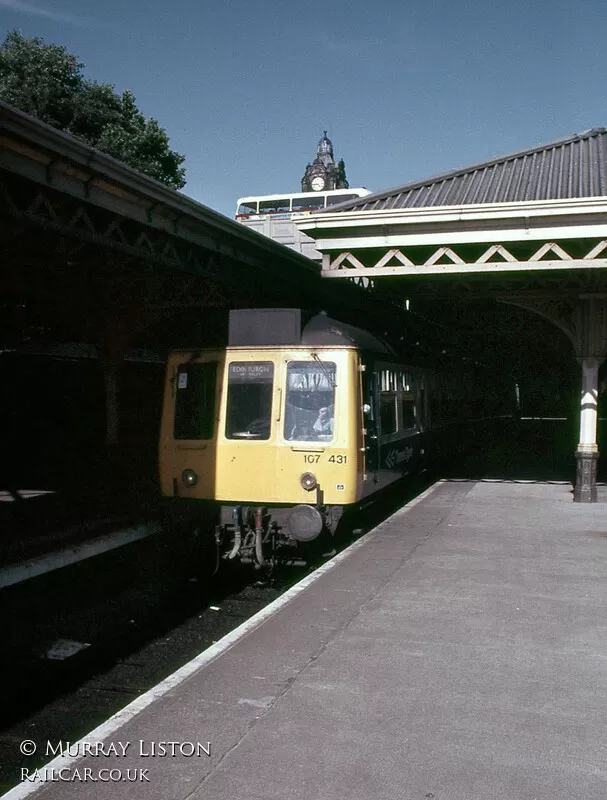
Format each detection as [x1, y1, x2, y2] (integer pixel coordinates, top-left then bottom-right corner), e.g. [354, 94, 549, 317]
[311, 176, 325, 191]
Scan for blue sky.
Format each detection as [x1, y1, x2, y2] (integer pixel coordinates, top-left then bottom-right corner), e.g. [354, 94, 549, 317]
[1, 0, 606, 218]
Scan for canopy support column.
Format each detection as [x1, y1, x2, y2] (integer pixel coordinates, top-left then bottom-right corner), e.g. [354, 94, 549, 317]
[572, 296, 607, 502]
[574, 357, 601, 502]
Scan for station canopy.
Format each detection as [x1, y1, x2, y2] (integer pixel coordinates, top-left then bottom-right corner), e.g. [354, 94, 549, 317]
[296, 127, 607, 298]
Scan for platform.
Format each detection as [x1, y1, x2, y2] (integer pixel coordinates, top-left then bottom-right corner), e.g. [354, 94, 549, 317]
[0, 472, 161, 587]
[5, 479, 607, 800]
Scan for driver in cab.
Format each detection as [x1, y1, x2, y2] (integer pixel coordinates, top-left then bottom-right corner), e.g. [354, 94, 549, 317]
[313, 406, 333, 435]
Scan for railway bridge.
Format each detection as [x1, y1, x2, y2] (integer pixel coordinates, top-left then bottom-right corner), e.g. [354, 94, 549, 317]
[297, 127, 607, 501]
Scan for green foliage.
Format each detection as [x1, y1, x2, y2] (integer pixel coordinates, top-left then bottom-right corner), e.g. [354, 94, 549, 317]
[68, 81, 124, 145]
[0, 31, 186, 189]
[337, 158, 349, 189]
[92, 91, 186, 188]
[0, 30, 82, 129]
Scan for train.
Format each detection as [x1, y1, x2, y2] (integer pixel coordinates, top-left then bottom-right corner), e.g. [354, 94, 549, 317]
[158, 308, 490, 569]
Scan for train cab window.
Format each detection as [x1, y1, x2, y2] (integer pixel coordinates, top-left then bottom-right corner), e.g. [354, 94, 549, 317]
[379, 394, 398, 435]
[174, 362, 217, 440]
[225, 362, 274, 440]
[284, 361, 336, 442]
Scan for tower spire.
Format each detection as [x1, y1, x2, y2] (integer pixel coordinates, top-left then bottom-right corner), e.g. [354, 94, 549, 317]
[301, 131, 348, 192]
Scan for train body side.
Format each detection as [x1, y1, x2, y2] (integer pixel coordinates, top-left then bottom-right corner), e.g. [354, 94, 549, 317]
[359, 359, 432, 496]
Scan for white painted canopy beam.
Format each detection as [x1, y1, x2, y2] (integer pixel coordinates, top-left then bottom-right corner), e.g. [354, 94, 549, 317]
[298, 197, 607, 255]
[321, 259, 607, 278]
[312, 223, 607, 252]
[296, 196, 607, 233]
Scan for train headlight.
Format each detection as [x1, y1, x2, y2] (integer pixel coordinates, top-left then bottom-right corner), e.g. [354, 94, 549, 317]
[300, 472, 317, 491]
[181, 469, 198, 487]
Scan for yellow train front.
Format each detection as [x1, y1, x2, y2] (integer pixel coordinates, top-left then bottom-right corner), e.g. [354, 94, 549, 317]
[159, 309, 429, 567]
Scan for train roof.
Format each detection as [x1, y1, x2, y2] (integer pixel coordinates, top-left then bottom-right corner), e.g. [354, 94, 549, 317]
[228, 309, 395, 355]
[301, 313, 395, 355]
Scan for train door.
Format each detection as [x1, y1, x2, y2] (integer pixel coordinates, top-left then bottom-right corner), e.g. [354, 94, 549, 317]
[216, 359, 278, 502]
[159, 356, 219, 499]
[361, 361, 380, 485]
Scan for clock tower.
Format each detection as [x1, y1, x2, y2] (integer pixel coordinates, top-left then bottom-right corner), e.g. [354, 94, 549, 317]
[301, 131, 349, 192]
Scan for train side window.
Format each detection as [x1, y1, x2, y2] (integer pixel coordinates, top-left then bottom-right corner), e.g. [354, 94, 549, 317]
[174, 362, 217, 440]
[226, 362, 274, 440]
[419, 386, 426, 428]
[284, 360, 336, 442]
[379, 393, 397, 435]
[401, 394, 416, 430]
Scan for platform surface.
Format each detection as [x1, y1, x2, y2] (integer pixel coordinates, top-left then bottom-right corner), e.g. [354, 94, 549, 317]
[6, 479, 607, 800]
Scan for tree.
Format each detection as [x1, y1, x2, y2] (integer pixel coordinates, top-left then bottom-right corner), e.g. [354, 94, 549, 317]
[0, 31, 186, 189]
[337, 158, 349, 189]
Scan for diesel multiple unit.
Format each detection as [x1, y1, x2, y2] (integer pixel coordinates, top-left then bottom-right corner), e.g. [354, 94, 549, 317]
[159, 309, 438, 567]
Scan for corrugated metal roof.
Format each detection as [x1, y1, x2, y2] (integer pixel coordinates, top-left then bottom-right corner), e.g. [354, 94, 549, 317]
[328, 128, 607, 213]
